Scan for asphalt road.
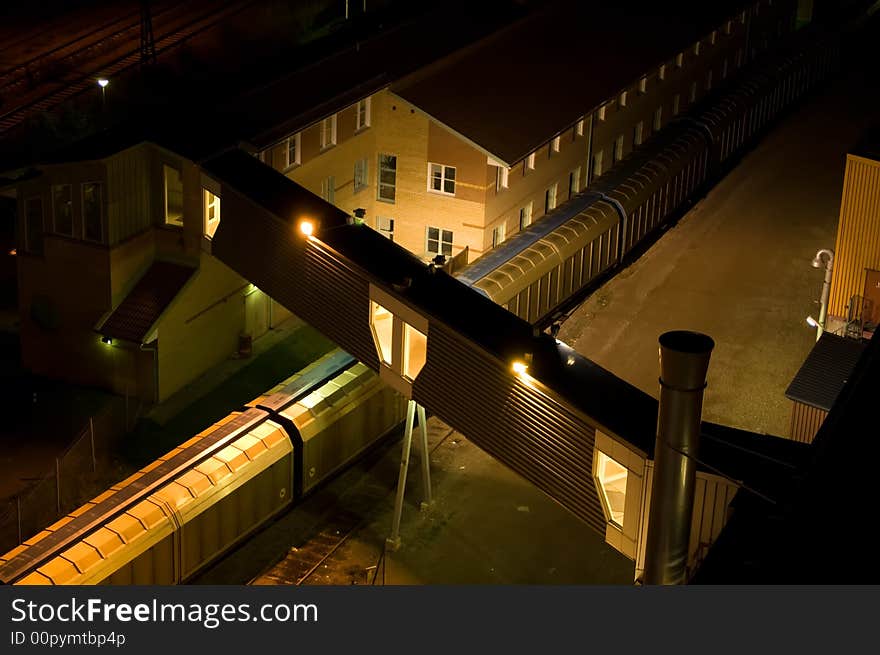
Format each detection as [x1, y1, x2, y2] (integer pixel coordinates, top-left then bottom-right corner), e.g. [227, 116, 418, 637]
[558, 61, 880, 437]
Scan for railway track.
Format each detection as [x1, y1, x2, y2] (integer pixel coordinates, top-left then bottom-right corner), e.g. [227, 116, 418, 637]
[0, 0, 257, 135]
[249, 424, 455, 586]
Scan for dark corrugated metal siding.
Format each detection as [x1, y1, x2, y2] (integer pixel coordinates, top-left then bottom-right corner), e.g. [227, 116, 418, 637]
[788, 402, 827, 444]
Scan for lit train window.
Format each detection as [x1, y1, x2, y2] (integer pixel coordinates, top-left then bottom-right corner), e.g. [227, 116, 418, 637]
[596, 451, 628, 528]
[370, 302, 394, 365]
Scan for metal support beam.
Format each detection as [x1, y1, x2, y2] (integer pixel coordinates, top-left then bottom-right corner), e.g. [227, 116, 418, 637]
[387, 399, 432, 550]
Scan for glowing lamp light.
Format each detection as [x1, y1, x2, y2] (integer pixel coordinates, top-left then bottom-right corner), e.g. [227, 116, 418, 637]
[806, 316, 819, 328]
[97, 78, 109, 88]
[8, 248, 16, 256]
[299, 220, 315, 237]
[512, 360, 528, 375]
[101, 336, 113, 346]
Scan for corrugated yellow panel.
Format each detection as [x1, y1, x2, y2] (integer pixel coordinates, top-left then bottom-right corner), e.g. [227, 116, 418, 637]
[280, 403, 310, 425]
[110, 470, 146, 491]
[200, 412, 240, 436]
[151, 482, 195, 510]
[37, 557, 81, 585]
[61, 541, 102, 574]
[45, 516, 74, 532]
[194, 457, 233, 484]
[90, 489, 116, 504]
[23, 531, 52, 546]
[213, 444, 249, 472]
[251, 420, 287, 449]
[16, 570, 53, 585]
[126, 499, 169, 530]
[69, 503, 95, 518]
[177, 436, 203, 449]
[83, 529, 125, 558]
[830, 155, 880, 318]
[233, 433, 268, 460]
[105, 514, 147, 544]
[175, 469, 214, 498]
[140, 459, 165, 474]
[1, 544, 30, 561]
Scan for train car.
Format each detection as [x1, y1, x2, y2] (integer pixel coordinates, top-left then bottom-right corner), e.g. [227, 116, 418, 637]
[456, 19, 841, 328]
[0, 349, 406, 585]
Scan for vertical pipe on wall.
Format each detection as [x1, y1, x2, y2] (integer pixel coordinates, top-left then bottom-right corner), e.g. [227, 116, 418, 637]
[644, 330, 714, 585]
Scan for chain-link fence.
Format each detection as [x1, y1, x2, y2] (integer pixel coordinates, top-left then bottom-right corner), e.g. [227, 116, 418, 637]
[0, 397, 127, 556]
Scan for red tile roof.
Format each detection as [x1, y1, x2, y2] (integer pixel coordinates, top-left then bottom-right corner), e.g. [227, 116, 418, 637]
[99, 261, 195, 343]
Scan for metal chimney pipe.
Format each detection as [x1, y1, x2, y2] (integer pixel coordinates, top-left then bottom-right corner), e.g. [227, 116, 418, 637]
[643, 330, 714, 585]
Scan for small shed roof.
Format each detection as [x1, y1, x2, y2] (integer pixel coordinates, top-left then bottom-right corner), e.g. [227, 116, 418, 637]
[784, 333, 866, 411]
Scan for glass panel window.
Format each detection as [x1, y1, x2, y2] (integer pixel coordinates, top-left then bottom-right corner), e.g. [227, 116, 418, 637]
[356, 97, 371, 130]
[354, 158, 368, 192]
[596, 452, 628, 528]
[377, 216, 394, 241]
[370, 302, 394, 365]
[675, 52, 684, 68]
[320, 114, 337, 149]
[163, 165, 183, 226]
[613, 135, 624, 163]
[544, 183, 557, 214]
[426, 226, 453, 257]
[286, 133, 301, 169]
[492, 222, 506, 248]
[321, 176, 335, 204]
[634, 121, 644, 146]
[496, 166, 509, 191]
[638, 76, 647, 93]
[52, 184, 73, 236]
[203, 189, 220, 239]
[694, 41, 701, 56]
[83, 182, 103, 242]
[403, 323, 427, 381]
[524, 152, 535, 173]
[518, 202, 532, 231]
[25, 197, 44, 254]
[428, 163, 456, 195]
[619, 90, 628, 107]
[569, 166, 581, 198]
[550, 135, 561, 154]
[575, 119, 585, 136]
[658, 64, 666, 81]
[598, 104, 607, 121]
[653, 106, 663, 132]
[593, 149, 604, 178]
[378, 154, 397, 202]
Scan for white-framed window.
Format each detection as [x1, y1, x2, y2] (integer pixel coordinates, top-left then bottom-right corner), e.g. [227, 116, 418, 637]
[163, 165, 183, 227]
[320, 114, 337, 149]
[638, 76, 647, 94]
[706, 70, 713, 91]
[595, 451, 628, 528]
[82, 182, 103, 242]
[619, 91, 628, 108]
[673, 93, 681, 116]
[722, 58, 729, 79]
[24, 196, 44, 254]
[354, 158, 368, 192]
[598, 104, 607, 121]
[378, 153, 397, 203]
[544, 183, 557, 214]
[496, 166, 509, 191]
[285, 133, 301, 169]
[653, 106, 663, 132]
[52, 184, 73, 237]
[569, 166, 581, 198]
[524, 152, 535, 174]
[575, 119, 585, 136]
[355, 97, 371, 131]
[426, 226, 453, 257]
[675, 52, 684, 68]
[491, 222, 506, 248]
[203, 189, 220, 239]
[377, 216, 394, 241]
[613, 135, 624, 163]
[321, 176, 335, 204]
[518, 202, 533, 231]
[428, 163, 456, 195]
[593, 149, 604, 178]
[694, 41, 701, 56]
[659, 64, 666, 81]
[634, 121, 644, 146]
[550, 135, 561, 155]
[690, 81, 698, 103]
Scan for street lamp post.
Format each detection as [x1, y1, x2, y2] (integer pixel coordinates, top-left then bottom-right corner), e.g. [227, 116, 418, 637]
[811, 248, 834, 341]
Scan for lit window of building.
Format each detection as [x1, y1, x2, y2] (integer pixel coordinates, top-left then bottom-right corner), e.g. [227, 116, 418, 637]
[551, 135, 561, 155]
[354, 158, 368, 192]
[426, 226, 453, 257]
[402, 323, 427, 381]
[593, 149, 604, 178]
[653, 106, 662, 132]
[569, 166, 581, 198]
[496, 166, 509, 191]
[619, 90, 628, 108]
[710, 30, 717, 45]
[163, 165, 183, 227]
[321, 176, 335, 204]
[370, 302, 394, 365]
[355, 97, 371, 130]
[634, 120, 644, 146]
[595, 451, 628, 528]
[694, 41, 701, 56]
[598, 104, 607, 121]
[428, 163, 456, 195]
[320, 114, 337, 149]
[725, 19, 733, 35]
[519, 202, 533, 230]
[378, 154, 397, 202]
[638, 76, 647, 93]
[524, 152, 536, 173]
[675, 52, 684, 68]
[203, 189, 220, 239]
[52, 184, 73, 237]
[575, 118, 585, 136]
[545, 183, 557, 214]
[659, 64, 666, 81]
[285, 133, 301, 169]
[377, 216, 394, 241]
[492, 222, 506, 248]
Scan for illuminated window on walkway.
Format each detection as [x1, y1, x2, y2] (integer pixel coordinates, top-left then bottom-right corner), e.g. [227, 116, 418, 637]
[203, 189, 220, 238]
[370, 302, 394, 365]
[164, 165, 183, 227]
[596, 452, 628, 528]
[403, 323, 427, 381]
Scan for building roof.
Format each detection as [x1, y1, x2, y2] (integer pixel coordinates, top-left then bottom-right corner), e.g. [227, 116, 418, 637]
[391, 0, 747, 166]
[98, 261, 195, 343]
[784, 333, 866, 411]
